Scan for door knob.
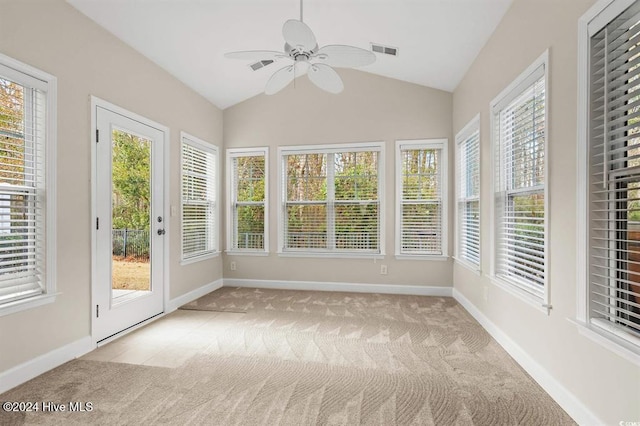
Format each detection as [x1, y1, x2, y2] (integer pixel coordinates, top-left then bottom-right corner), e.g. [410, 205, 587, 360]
[157, 229, 166, 236]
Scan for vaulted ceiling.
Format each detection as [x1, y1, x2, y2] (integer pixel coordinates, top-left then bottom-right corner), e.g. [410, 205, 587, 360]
[67, 0, 514, 109]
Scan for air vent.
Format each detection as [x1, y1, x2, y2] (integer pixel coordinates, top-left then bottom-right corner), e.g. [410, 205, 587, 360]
[371, 43, 398, 57]
[249, 59, 275, 71]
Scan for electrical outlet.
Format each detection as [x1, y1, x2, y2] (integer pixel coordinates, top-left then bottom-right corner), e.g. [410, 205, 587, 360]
[380, 264, 388, 275]
[230, 261, 236, 271]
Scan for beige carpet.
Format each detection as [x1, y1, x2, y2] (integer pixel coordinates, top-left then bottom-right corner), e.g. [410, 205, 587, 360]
[0, 287, 574, 425]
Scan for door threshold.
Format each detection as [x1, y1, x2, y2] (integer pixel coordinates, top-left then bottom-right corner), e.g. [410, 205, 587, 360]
[96, 311, 164, 347]
[112, 289, 152, 307]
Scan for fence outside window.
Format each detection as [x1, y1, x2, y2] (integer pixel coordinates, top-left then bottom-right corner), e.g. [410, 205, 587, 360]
[112, 229, 149, 260]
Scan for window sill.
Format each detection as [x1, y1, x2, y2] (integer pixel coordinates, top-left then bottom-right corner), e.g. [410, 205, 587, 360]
[395, 254, 449, 261]
[489, 275, 550, 315]
[0, 292, 58, 318]
[569, 318, 640, 367]
[453, 257, 481, 276]
[277, 251, 385, 260]
[225, 250, 270, 257]
[180, 251, 220, 266]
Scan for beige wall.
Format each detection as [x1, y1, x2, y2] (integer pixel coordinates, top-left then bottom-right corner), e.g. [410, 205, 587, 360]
[452, 0, 640, 423]
[223, 69, 453, 287]
[0, 0, 222, 372]
[4, 0, 634, 422]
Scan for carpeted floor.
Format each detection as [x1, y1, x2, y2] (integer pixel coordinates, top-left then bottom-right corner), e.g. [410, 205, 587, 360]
[0, 287, 574, 425]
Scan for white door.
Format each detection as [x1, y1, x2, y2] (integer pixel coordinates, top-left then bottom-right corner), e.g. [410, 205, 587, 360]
[93, 105, 165, 342]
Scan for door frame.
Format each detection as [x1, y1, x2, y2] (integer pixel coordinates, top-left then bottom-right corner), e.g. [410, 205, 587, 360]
[90, 96, 170, 346]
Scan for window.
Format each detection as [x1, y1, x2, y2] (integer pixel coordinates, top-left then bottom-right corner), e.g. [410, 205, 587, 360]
[0, 53, 56, 315]
[279, 142, 384, 255]
[491, 51, 548, 306]
[581, 0, 640, 352]
[396, 139, 448, 257]
[181, 132, 218, 262]
[227, 148, 268, 253]
[455, 116, 480, 269]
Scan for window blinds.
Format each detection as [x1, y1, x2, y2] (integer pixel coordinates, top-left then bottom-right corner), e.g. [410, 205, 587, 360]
[457, 127, 480, 267]
[334, 151, 379, 251]
[399, 144, 443, 255]
[589, 1, 640, 339]
[0, 72, 46, 305]
[282, 148, 381, 253]
[231, 153, 266, 250]
[285, 153, 328, 250]
[494, 68, 546, 297]
[181, 140, 216, 259]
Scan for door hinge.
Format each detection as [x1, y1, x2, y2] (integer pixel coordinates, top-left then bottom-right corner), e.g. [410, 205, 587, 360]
[96, 129, 99, 143]
[96, 304, 99, 318]
[96, 217, 99, 230]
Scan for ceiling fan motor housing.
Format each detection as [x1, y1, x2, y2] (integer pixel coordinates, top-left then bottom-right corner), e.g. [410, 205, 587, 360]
[284, 43, 318, 61]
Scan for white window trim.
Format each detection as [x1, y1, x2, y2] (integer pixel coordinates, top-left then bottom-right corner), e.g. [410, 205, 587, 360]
[576, 0, 640, 365]
[395, 138, 449, 259]
[180, 131, 220, 264]
[180, 251, 219, 266]
[0, 53, 57, 317]
[489, 50, 550, 314]
[277, 141, 385, 257]
[454, 114, 481, 272]
[225, 147, 269, 255]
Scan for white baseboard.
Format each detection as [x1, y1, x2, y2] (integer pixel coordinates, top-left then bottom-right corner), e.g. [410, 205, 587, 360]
[452, 289, 601, 426]
[0, 279, 224, 395]
[224, 278, 453, 297]
[0, 336, 93, 395]
[167, 278, 223, 312]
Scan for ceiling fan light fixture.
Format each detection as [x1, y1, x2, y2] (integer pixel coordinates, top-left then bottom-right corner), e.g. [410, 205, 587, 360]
[295, 60, 311, 75]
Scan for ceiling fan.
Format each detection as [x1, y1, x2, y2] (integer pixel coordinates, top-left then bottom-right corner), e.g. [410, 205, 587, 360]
[224, 0, 376, 95]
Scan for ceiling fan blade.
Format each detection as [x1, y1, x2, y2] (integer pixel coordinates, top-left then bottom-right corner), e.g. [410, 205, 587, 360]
[282, 19, 317, 51]
[265, 65, 296, 95]
[315, 45, 376, 68]
[308, 64, 344, 94]
[224, 50, 286, 61]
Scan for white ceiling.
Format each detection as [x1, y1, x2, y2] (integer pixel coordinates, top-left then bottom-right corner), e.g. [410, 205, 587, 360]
[67, 0, 514, 110]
